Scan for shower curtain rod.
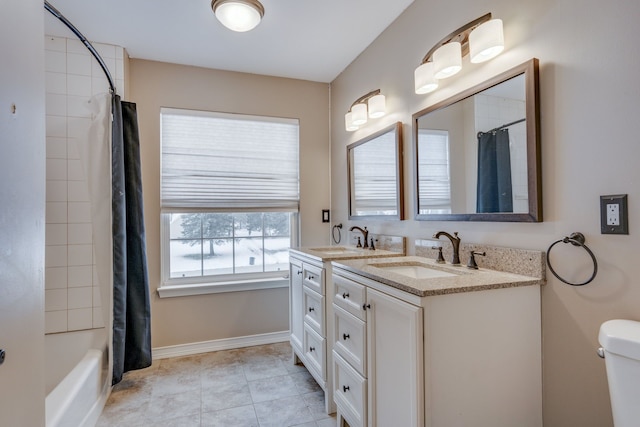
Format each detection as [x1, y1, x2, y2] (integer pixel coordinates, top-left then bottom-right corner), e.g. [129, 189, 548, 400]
[480, 118, 526, 135]
[44, 1, 116, 94]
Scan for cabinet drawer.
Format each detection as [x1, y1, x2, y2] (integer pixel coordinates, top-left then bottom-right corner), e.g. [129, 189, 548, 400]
[333, 274, 366, 320]
[303, 323, 326, 381]
[290, 256, 302, 270]
[333, 304, 366, 376]
[303, 286, 325, 336]
[303, 263, 324, 294]
[333, 351, 367, 427]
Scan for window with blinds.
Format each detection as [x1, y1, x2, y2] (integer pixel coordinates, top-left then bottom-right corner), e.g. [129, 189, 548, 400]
[159, 108, 300, 289]
[417, 129, 452, 214]
[161, 108, 299, 211]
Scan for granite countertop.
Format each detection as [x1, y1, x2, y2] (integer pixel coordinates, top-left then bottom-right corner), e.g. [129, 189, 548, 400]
[332, 256, 544, 297]
[290, 246, 404, 262]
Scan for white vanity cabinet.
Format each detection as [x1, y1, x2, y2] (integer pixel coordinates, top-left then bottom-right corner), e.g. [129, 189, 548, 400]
[331, 262, 543, 427]
[288, 243, 405, 416]
[289, 252, 335, 414]
[289, 257, 304, 354]
[366, 287, 423, 426]
[332, 271, 424, 427]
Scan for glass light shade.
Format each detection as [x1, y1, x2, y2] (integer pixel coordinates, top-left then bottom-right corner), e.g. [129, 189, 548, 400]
[351, 103, 368, 126]
[345, 112, 359, 131]
[368, 94, 386, 118]
[433, 42, 462, 79]
[213, 0, 264, 32]
[414, 62, 439, 94]
[469, 19, 504, 63]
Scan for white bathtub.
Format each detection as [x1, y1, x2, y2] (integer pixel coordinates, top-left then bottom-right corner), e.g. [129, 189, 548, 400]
[45, 330, 110, 427]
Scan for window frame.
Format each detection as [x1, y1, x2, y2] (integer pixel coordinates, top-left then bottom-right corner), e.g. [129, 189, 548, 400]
[158, 108, 300, 298]
[417, 129, 452, 215]
[159, 211, 298, 298]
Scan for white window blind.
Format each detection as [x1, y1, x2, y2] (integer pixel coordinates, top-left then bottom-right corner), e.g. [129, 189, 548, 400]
[418, 129, 451, 213]
[161, 108, 299, 211]
[351, 132, 398, 215]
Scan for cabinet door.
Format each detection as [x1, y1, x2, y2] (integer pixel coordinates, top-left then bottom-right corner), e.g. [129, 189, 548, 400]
[366, 288, 424, 427]
[290, 259, 304, 353]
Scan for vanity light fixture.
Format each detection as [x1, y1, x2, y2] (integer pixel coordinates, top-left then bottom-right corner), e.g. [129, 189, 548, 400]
[469, 18, 504, 63]
[211, 0, 265, 32]
[414, 13, 504, 94]
[344, 89, 386, 132]
[351, 103, 368, 126]
[433, 41, 462, 79]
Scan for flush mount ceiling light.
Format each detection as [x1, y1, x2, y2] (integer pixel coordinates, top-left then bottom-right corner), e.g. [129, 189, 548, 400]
[414, 13, 504, 94]
[344, 89, 386, 132]
[211, 0, 265, 32]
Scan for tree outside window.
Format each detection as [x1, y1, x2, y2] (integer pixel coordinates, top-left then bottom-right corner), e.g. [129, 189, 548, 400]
[169, 212, 291, 278]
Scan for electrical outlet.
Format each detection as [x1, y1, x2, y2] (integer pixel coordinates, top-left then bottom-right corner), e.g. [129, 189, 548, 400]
[607, 203, 620, 226]
[600, 194, 628, 234]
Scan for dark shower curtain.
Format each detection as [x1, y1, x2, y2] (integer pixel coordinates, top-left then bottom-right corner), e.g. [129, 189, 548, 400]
[476, 129, 513, 213]
[112, 95, 152, 385]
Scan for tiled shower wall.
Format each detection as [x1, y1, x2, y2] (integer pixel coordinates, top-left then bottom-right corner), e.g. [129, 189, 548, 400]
[44, 36, 126, 334]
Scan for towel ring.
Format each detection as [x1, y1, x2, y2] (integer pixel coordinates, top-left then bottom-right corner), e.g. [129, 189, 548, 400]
[332, 223, 343, 244]
[546, 232, 598, 286]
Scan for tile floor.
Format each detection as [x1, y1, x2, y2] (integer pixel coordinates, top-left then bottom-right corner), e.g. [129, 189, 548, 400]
[97, 342, 337, 427]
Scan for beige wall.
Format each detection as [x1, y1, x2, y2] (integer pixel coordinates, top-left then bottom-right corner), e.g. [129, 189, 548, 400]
[330, 0, 640, 426]
[0, 0, 46, 424]
[130, 60, 330, 348]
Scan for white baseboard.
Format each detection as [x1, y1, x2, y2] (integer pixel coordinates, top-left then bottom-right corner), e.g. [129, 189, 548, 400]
[152, 330, 290, 360]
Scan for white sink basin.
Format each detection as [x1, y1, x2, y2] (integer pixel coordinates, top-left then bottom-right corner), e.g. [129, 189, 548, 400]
[370, 262, 460, 279]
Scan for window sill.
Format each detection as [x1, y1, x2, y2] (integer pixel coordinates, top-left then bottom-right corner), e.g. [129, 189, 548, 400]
[157, 276, 289, 298]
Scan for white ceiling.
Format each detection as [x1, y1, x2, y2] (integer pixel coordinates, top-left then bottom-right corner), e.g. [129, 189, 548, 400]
[44, 0, 415, 83]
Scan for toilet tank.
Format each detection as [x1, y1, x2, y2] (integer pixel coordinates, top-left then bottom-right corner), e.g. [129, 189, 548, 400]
[598, 319, 640, 427]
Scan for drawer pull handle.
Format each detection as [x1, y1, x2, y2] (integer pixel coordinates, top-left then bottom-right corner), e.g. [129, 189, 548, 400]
[343, 333, 350, 340]
[309, 275, 315, 280]
[297, 270, 302, 275]
[309, 346, 315, 352]
[308, 307, 315, 312]
[343, 385, 350, 392]
[363, 303, 371, 310]
[342, 292, 349, 299]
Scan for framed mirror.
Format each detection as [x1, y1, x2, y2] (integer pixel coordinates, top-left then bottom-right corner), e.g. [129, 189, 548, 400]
[413, 58, 541, 222]
[348, 122, 404, 219]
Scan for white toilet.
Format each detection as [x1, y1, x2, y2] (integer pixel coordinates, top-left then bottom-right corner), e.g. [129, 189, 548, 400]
[598, 319, 640, 427]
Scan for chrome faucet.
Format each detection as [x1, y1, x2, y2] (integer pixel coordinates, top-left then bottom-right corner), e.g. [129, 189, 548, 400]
[433, 231, 461, 265]
[350, 226, 369, 249]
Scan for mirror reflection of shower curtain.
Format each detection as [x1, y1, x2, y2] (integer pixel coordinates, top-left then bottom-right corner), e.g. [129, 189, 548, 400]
[476, 130, 513, 213]
[112, 95, 152, 385]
